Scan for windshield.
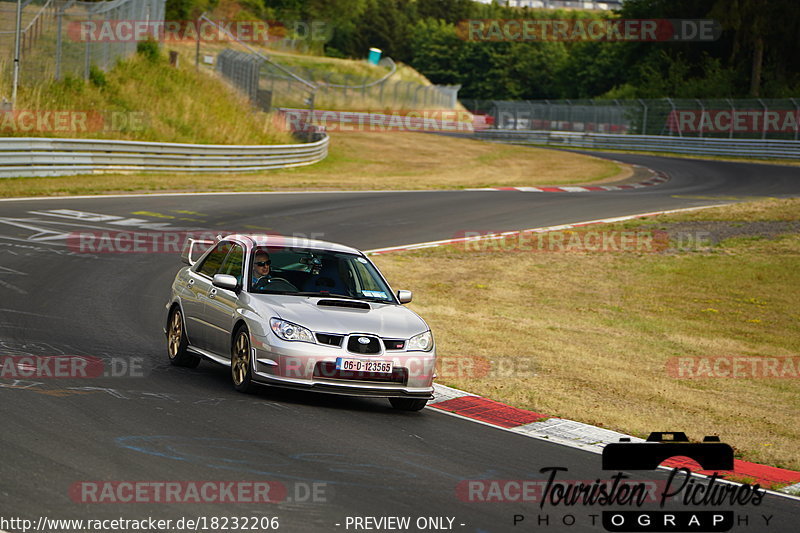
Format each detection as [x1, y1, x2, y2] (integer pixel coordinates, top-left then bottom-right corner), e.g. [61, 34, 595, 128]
[248, 247, 395, 303]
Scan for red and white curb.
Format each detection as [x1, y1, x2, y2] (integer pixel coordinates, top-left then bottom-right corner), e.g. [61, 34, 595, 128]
[0, 167, 667, 201]
[429, 384, 800, 495]
[366, 205, 722, 255]
[430, 384, 636, 451]
[783, 482, 800, 495]
[465, 168, 669, 193]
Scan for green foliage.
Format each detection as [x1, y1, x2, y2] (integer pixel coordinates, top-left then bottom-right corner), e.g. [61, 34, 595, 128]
[59, 75, 85, 94]
[415, 0, 474, 24]
[614, 0, 800, 98]
[13, 53, 294, 145]
[136, 38, 161, 62]
[239, 0, 269, 19]
[89, 66, 107, 88]
[323, 46, 349, 59]
[163, 0, 800, 99]
[408, 19, 463, 84]
[165, 0, 219, 21]
[558, 41, 626, 99]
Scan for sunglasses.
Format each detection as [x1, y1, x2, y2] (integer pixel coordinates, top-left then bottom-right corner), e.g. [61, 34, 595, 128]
[255, 260, 271, 266]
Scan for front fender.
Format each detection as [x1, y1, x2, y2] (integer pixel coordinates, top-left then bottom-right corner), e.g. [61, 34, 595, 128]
[238, 308, 269, 338]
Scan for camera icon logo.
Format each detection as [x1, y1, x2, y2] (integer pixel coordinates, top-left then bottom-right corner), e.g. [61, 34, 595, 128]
[602, 432, 734, 471]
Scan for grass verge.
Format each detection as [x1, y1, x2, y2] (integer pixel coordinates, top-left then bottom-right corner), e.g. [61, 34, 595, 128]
[371, 197, 800, 471]
[0, 132, 624, 197]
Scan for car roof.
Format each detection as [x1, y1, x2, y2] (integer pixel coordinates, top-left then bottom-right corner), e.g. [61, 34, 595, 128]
[224, 234, 362, 255]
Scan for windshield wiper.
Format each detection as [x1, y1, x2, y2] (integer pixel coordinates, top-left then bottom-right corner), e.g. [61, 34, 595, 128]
[295, 292, 394, 303]
[252, 289, 298, 295]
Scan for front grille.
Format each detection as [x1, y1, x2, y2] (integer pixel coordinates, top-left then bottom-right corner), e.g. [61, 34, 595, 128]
[316, 333, 344, 347]
[383, 339, 405, 351]
[313, 362, 408, 384]
[347, 335, 381, 354]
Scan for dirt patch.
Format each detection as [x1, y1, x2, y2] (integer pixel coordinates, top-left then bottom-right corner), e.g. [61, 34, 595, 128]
[644, 220, 800, 245]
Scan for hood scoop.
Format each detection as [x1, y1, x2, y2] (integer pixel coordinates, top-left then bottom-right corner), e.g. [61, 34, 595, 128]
[317, 299, 371, 310]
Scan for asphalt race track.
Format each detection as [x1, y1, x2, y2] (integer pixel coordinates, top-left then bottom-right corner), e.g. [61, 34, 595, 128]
[1, 152, 800, 533]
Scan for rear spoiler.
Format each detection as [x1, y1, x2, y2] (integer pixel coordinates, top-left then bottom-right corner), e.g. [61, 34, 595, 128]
[181, 237, 216, 266]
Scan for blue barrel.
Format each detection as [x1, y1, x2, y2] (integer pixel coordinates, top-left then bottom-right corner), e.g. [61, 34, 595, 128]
[368, 48, 382, 65]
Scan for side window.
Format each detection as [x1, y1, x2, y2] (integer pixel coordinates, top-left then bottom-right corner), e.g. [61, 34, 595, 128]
[196, 242, 232, 278]
[219, 244, 244, 284]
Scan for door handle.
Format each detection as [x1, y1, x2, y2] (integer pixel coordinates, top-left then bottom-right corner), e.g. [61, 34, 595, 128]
[208, 288, 217, 299]
[187, 279, 195, 286]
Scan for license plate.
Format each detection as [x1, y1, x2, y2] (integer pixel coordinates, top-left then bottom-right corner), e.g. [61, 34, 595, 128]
[336, 358, 393, 374]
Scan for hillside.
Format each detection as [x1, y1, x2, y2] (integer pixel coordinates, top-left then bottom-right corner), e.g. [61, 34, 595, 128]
[2, 34, 450, 141]
[0, 42, 294, 144]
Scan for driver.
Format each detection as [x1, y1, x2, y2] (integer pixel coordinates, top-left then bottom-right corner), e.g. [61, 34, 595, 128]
[251, 251, 272, 286]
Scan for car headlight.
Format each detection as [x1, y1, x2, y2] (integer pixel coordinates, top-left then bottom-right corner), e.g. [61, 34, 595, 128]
[270, 318, 315, 343]
[407, 330, 433, 352]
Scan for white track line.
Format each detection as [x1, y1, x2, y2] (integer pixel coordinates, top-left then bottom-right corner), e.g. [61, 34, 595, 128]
[0, 190, 457, 202]
[365, 204, 727, 254]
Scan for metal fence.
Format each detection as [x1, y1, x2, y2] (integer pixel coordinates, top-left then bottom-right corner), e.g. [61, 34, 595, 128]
[0, 0, 55, 60]
[0, 134, 329, 177]
[217, 49, 262, 102]
[216, 51, 457, 112]
[462, 98, 800, 140]
[476, 129, 800, 160]
[199, 18, 456, 112]
[1, 0, 165, 102]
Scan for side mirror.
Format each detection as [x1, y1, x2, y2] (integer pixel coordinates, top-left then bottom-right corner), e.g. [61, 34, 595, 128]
[213, 274, 240, 292]
[396, 290, 412, 304]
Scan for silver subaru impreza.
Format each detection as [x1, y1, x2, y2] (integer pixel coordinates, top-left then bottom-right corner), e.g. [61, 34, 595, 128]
[164, 234, 435, 410]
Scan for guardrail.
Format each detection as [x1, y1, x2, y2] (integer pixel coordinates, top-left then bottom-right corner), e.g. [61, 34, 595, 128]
[0, 134, 329, 178]
[477, 129, 800, 160]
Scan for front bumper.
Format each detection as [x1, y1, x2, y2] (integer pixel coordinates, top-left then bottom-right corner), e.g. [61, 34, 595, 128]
[250, 333, 435, 399]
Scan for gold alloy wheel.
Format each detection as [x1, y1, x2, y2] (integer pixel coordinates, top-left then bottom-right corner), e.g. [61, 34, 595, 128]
[232, 331, 250, 386]
[168, 311, 183, 359]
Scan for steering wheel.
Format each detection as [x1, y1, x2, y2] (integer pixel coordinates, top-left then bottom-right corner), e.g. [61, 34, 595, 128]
[253, 277, 298, 292]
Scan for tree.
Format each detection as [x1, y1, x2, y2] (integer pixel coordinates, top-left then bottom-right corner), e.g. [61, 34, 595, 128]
[711, 0, 768, 97]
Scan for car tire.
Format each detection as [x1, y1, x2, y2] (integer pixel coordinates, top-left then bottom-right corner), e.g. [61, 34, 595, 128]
[389, 398, 428, 411]
[167, 307, 200, 368]
[231, 326, 256, 393]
